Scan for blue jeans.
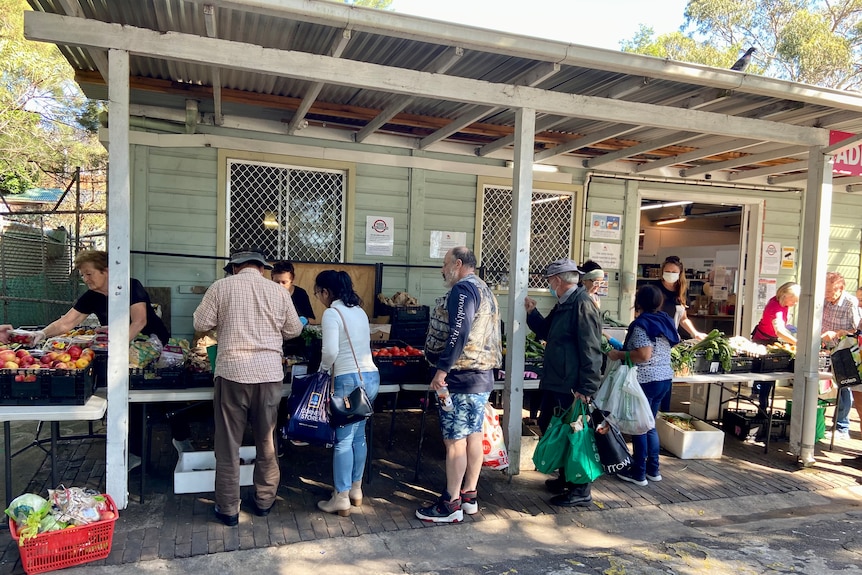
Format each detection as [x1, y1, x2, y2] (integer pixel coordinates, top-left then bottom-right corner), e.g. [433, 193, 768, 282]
[630, 379, 671, 480]
[835, 386, 853, 433]
[332, 371, 380, 493]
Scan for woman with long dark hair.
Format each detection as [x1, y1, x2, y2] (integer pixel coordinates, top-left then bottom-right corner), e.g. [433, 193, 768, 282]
[606, 284, 679, 486]
[314, 270, 380, 516]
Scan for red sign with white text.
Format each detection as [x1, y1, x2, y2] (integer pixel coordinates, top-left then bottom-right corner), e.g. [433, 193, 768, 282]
[830, 130, 862, 176]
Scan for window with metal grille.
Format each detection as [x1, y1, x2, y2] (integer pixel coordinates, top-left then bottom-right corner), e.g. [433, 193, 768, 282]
[227, 161, 346, 261]
[480, 185, 575, 289]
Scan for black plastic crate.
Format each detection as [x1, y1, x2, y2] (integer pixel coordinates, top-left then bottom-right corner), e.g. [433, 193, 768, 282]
[726, 355, 755, 373]
[722, 408, 765, 440]
[753, 352, 793, 373]
[390, 305, 430, 324]
[129, 367, 186, 390]
[0, 367, 95, 405]
[185, 370, 214, 388]
[691, 352, 721, 374]
[389, 324, 427, 348]
[374, 355, 430, 385]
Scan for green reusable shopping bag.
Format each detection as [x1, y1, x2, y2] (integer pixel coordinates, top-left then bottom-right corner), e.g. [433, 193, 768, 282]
[564, 400, 604, 483]
[532, 403, 576, 474]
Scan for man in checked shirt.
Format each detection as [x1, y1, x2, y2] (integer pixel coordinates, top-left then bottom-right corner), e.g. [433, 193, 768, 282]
[821, 271, 862, 442]
[194, 250, 303, 526]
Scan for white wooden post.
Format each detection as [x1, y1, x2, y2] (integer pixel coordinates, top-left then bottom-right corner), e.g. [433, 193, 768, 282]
[502, 107, 535, 476]
[106, 48, 132, 507]
[791, 147, 832, 465]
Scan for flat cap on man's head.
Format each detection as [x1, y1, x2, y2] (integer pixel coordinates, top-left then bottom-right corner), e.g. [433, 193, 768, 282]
[543, 258, 582, 277]
[223, 251, 273, 273]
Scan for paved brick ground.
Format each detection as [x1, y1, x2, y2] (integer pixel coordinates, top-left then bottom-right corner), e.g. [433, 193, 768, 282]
[1, 386, 860, 574]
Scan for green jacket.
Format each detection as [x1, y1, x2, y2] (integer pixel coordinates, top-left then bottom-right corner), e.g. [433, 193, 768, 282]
[526, 286, 603, 396]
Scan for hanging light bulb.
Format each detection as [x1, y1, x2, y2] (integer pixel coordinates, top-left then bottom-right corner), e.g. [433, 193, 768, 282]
[262, 211, 279, 230]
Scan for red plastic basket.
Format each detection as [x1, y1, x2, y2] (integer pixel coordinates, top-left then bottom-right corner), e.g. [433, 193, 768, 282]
[9, 494, 118, 574]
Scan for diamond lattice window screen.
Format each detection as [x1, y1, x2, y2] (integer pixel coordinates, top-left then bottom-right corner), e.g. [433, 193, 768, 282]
[481, 185, 574, 289]
[228, 161, 345, 261]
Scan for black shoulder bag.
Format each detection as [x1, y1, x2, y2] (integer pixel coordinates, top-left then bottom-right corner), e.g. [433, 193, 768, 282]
[328, 307, 375, 427]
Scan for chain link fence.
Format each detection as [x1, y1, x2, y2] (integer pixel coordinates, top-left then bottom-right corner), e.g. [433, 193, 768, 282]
[480, 185, 575, 289]
[228, 161, 345, 261]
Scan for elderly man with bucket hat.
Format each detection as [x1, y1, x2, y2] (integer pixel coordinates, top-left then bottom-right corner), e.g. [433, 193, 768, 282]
[524, 258, 603, 507]
[194, 250, 303, 526]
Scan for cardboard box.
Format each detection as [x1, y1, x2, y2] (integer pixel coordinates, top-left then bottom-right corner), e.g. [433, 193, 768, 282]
[656, 412, 724, 459]
[370, 324, 391, 341]
[174, 446, 256, 494]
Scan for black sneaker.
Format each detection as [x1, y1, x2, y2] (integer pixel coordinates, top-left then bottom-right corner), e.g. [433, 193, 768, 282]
[460, 490, 478, 515]
[416, 493, 463, 523]
[549, 488, 592, 507]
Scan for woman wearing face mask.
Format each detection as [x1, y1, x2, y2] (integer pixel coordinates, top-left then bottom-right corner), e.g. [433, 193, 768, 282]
[655, 256, 704, 412]
[656, 256, 705, 341]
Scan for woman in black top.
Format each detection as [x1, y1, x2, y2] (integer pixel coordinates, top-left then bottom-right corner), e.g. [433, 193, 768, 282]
[36, 250, 169, 344]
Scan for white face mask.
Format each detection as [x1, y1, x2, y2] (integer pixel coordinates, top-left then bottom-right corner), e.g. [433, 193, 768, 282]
[663, 272, 680, 284]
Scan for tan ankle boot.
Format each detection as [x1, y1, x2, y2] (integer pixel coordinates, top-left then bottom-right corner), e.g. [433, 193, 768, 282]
[349, 481, 363, 507]
[317, 490, 351, 516]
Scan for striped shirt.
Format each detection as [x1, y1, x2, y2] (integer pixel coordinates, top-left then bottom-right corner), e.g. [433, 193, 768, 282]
[193, 268, 303, 383]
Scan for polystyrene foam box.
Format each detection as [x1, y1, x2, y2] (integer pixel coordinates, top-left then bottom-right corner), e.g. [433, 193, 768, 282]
[656, 412, 724, 459]
[174, 446, 256, 494]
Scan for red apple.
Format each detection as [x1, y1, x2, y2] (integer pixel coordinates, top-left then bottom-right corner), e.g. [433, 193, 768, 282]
[67, 345, 82, 360]
[53, 362, 68, 370]
[14, 374, 24, 382]
[19, 356, 34, 367]
[40, 355, 53, 365]
[15, 349, 29, 359]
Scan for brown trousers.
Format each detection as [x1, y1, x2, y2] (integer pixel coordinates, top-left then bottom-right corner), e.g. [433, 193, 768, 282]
[213, 376, 282, 515]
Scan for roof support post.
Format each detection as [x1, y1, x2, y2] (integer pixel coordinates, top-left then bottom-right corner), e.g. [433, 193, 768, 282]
[791, 146, 833, 465]
[503, 107, 535, 477]
[106, 48, 132, 508]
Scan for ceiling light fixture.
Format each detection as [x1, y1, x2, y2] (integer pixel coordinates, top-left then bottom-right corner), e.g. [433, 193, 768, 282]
[505, 161, 559, 173]
[655, 217, 687, 226]
[639, 201, 693, 211]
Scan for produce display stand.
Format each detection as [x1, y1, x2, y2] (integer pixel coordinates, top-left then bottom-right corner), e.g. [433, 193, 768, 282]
[10, 494, 118, 574]
[0, 396, 108, 509]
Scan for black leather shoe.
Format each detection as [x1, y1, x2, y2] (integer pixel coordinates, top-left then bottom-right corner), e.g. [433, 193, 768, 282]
[251, 499, 275, 517]
[549, 490, 593, 507]
[214, 507, 239, 526]
[544, 476, 567, 494]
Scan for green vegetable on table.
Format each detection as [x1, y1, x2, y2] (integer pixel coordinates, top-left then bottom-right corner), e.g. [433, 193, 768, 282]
[671, 329, 733, 374]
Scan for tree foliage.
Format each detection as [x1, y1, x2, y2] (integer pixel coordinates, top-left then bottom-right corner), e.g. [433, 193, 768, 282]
[621, 0, 862, 90]
[0, 0, 106, 196]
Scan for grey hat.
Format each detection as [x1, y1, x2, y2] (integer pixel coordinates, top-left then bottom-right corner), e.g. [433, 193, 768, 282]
[223, 251, 273, 273]
[543, 258, 582, 277]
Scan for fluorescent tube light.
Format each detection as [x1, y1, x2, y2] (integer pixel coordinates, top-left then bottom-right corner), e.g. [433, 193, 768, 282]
[655, 217, 687, 226]
[505, 161, 559, 173]
[640, 201, 693, 211]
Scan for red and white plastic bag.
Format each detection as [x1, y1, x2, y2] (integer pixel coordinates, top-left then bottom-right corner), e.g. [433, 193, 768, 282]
[482, 403, 509, 470]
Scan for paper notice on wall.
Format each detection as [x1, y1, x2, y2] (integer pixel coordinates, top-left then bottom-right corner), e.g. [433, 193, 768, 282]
[781, 246, 796, 270]
[588, 242, 620, 269]
[430, 231, 466, 259]
[589, 213, 622, 240]
[366, 216, 394, 256]
[760, 241, 781, 275]
[757, 278, 777, 313]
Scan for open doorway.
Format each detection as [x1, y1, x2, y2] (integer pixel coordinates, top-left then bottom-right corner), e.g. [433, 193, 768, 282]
[636, 199, 745, 337]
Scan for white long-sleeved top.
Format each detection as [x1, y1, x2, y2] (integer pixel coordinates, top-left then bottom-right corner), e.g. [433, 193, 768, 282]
[319, 300, 378, 377]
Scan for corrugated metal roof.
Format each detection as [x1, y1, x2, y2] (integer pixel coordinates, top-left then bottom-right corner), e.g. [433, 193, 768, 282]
[24, 0, 862, 187]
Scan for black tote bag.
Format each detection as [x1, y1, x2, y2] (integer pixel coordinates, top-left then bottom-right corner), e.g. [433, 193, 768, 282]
[588, 404, 633, 474]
